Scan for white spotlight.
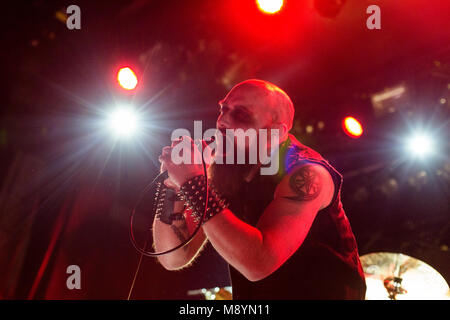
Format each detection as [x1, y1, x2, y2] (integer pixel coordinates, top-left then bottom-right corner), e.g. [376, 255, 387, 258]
[407, 133, 434, 158]
[108, 107, 139, 138]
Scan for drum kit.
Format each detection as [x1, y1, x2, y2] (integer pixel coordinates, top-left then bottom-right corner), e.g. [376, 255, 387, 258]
[188, 252, 449, 300]
[361, 252, 449, 300]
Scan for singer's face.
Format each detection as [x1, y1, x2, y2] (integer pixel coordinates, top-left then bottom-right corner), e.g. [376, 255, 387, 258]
[217, 85, 273, 131]
[216, 84, 275, 154]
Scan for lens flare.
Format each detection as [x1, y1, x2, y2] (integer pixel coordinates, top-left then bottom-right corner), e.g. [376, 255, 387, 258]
[256, 0, 284, 14]
[117, 67, 138, 90]
[108, 107, 139, 138]
[343, 116, 363, 138]
[407, 133, 434, 158]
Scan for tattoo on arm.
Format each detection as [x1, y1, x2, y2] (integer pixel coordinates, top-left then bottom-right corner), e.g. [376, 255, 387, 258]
[283, 165, 322, 201]
[170, 220, 189, 251]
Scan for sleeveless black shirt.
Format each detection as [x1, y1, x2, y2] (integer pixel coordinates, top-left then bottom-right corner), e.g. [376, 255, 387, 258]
[227, 134, 367, 299]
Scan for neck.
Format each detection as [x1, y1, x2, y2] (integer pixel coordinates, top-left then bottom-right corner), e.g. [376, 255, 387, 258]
[245, 133, 289, 182]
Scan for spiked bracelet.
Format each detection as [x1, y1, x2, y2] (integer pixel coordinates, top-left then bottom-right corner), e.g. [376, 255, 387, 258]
[154, 182, 185, 225]
[179, 175, 229, 224]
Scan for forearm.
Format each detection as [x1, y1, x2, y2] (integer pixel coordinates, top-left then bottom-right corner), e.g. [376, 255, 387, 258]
[202, 208, 270, 281]
[152, 210, 187, 253]
[152, 201, 199, 270]
[153, 220, 187, 267]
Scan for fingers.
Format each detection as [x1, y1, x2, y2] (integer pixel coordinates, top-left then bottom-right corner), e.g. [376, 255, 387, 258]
[159, 146, 171, 160]
[163, 178, 179, 191]
[160, 147, 171, 172]
[159, 135, 203, 167]
[180, 135, 194, 143]
[162, 146, 172, 155]
[171, 135, 193, 145]
[171, 137, 183, 148]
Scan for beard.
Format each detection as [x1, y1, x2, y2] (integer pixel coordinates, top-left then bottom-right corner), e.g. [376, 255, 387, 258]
[207, 130, 269, 199]
[208, 157, 254, 200]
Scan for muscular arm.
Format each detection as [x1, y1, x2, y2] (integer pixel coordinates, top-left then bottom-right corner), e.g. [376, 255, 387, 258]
[153, 200, 207, 270]
[202, 164, 335, 281]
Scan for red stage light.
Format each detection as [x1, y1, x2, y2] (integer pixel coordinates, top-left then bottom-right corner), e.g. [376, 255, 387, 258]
[256, 0, 284, 14]
[343, 116, 363, 138]
[117, 67, 138, 90]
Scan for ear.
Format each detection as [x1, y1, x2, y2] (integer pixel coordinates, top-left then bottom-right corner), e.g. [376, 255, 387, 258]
[273, 122, 288, 139]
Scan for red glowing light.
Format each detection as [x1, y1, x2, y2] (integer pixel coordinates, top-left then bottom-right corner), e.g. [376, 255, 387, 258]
[343, 116, 363, 138]
[256, 0, 284, 14]
[117, 67, 138, 90]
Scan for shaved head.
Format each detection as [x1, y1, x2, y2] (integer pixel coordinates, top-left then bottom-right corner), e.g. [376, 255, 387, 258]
[222, 79, 295, 132]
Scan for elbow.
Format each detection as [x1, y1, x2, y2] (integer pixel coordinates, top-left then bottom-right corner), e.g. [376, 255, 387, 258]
[245, 273, 264, 282]
[241, 259, 277, 282]
[156, 255, 191, 271]
[244, 269, 272, 282]
[158, 261, 181, 271]
[156, 257, 176, 271]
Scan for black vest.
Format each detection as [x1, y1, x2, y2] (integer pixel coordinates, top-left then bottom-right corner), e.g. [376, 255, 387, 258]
[227, 134, 367, 299]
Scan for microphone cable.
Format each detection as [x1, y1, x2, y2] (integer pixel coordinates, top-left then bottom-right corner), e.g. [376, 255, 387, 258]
[127, 140, 209, 299]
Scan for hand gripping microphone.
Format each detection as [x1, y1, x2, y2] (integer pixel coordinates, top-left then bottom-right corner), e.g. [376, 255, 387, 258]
[129, 138, 212, 257]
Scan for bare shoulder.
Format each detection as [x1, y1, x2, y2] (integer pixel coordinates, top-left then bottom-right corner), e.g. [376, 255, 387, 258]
[274, 163, 335, 209]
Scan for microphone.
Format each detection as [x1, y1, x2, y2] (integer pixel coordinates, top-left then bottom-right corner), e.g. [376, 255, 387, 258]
[157, 136, 215, 183]
[155, 170, 169, 183]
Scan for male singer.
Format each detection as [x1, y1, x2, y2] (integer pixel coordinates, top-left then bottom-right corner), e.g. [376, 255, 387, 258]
[154, 79, 366, 299]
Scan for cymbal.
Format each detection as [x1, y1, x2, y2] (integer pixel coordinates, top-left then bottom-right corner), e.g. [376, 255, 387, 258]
[361, 252, 449, 300]
[187, 286, 232, 300]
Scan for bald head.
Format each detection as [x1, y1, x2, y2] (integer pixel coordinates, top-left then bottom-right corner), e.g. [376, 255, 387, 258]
[222, 79, 295, 132]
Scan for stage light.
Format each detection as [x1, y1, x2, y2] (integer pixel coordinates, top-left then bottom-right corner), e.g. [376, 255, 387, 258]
[343, 116, 363, 138]
[407, 133, 434, 158]
[107, 107, 139, 138]
[256, 0, 283, 14]
[117, 67, 138, 90]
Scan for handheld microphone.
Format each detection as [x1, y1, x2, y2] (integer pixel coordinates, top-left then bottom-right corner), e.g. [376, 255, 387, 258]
[155, 170, 169, 183]
[157, 136, 215, 183]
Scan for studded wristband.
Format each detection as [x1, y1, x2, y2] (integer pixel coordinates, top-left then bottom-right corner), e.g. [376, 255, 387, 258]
[179, 175, 229, 224]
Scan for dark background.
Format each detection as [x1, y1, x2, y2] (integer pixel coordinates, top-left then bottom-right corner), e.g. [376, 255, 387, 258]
[0, 0, 448, 299]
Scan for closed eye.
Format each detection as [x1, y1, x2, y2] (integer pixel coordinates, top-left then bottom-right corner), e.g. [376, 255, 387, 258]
[219, 105, 229, 114]
[232, 107, 252, 123]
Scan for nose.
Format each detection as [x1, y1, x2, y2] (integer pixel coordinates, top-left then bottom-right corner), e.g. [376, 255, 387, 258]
[216, 113, 229, 131]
